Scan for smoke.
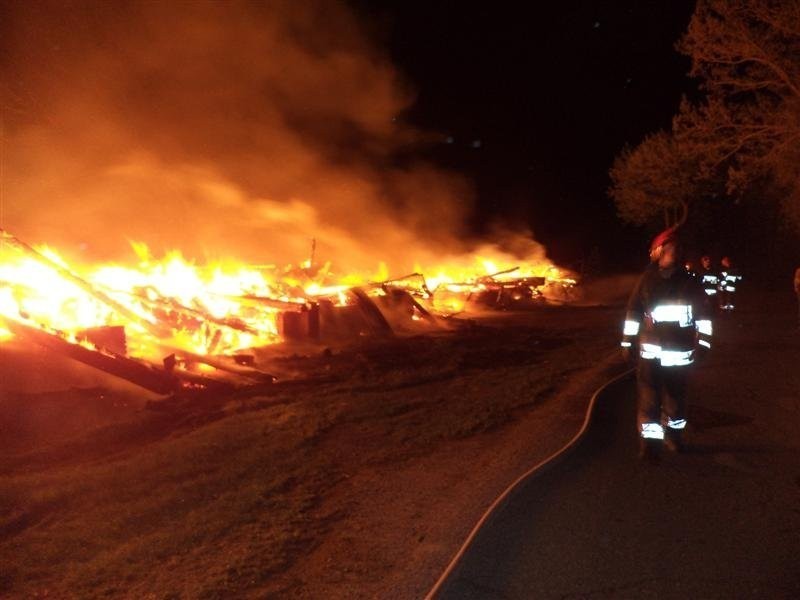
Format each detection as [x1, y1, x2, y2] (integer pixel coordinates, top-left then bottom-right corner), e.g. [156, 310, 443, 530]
[0, 0, 544, 272]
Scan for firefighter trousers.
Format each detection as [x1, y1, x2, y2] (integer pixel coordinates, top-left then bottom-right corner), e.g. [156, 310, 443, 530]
[636, 358, 689, 440]
[719, 289, 735, 311]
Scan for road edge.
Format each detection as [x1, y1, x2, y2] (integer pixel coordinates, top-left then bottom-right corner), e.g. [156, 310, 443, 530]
[424, 366, 635, 599]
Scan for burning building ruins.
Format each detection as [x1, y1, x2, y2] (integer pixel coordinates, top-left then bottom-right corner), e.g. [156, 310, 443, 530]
[0, 1, 576, 394]
[0, 227, 576, 394]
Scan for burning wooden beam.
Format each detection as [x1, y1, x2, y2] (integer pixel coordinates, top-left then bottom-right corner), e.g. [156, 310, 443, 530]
[1, 309, 265, 394]
[376, 272, 434, 298]
[124, 288, 262, 337]
[161, 344, 275, 383]
[0, 229, 278, 380]
[400, 292, 437, 324]
[1, 315, 182, 394]
[0, 228, 172, 338]
[478, 266, 521, 282]
[216, 293, 308, 312]
[349, 287, 394, 336]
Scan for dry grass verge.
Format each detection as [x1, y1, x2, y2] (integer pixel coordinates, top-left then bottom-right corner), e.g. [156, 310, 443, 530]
[1, 304, 623, 598]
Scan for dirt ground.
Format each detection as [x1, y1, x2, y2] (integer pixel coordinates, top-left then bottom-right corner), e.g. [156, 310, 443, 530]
[0, 298, 627, 599]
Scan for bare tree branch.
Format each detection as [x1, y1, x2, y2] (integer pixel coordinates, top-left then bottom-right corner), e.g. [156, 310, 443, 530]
[610, 0, 800, 231]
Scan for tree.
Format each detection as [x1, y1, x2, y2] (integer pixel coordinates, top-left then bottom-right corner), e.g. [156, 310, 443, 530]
[609, 131, 706, 228]
[610, 0, 800, 231]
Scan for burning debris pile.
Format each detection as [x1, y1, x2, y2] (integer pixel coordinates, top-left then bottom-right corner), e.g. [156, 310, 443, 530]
[0, 229, 576, 395]
[0, 2, 579, 397]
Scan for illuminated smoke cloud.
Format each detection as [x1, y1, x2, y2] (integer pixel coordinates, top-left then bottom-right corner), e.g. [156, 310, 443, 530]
[0, 0, 545, 272]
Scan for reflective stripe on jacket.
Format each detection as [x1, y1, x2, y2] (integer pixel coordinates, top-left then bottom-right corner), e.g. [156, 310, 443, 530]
[621, 263, 712, 366]
[700, 269, 719, 295]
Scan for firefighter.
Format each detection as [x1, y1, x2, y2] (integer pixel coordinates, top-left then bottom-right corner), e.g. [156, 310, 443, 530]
[718, 256, 741, 311]
[621, 228, 712, 462]
[698, 255, 720, 301]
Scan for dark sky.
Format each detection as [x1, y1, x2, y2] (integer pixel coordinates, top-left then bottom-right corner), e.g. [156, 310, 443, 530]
[356, 1, 698, 269]
[0, 1, 698, 272]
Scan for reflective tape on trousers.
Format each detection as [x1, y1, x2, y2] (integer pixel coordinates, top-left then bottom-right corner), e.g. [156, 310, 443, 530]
[696, 319, 712, 336]
[639, 343, 693, 366]
[660, 350, 693, 366]
[623, 320, 640, 335]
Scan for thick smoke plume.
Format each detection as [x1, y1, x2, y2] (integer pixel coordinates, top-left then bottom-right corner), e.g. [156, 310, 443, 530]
[0, 0, 547, 272]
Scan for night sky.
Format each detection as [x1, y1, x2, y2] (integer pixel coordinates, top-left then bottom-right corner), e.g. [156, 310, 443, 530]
[357, 1, 698, 270]
[0, 1, 700, 273]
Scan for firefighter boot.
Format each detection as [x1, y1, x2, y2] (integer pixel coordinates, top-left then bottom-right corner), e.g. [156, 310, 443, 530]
[638, 438, 662, 464]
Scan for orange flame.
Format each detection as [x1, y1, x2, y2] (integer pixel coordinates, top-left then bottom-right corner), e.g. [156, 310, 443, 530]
[0, 237, 575, 361]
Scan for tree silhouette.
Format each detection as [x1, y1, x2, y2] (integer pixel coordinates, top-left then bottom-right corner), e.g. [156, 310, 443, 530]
[610, 130, 705, 228]
[610, 0, 800, 231]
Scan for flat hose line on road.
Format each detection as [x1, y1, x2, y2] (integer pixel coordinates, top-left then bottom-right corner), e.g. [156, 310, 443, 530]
[424, 366, 635, 599]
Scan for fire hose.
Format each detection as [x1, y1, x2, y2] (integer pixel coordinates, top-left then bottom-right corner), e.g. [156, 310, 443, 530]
[424, 366, 635, 599]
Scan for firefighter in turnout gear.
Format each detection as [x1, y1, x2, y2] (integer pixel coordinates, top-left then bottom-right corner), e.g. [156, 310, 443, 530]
[718, 256, 741, 311]
[622, 228, 713, 462]
[698, 255, 720, 301]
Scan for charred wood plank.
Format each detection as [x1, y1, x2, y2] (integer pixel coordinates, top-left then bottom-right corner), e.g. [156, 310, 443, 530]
[157, 343, 276, 383]
[407, 294, 437, 324]
[4, 316, 240, 394]
[375, 288, 439, 326]
[349, 287, 394, 336]
[278, 303, 320, 341]
[229, 294, 308, 312]
[478, 266, 520, 282]
[2, 317, 180, 394]
[375, 272, 433, 298]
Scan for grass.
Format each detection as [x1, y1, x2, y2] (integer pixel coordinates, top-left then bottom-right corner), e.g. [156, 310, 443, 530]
[3, 403, 342, 598]
[0, 305, 620, 598]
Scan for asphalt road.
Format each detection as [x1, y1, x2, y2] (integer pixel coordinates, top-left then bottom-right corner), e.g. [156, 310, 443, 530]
[435, 289, 800, 599]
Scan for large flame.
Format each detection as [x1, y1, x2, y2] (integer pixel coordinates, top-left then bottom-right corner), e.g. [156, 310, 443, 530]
[0, 234, 574, 362]
[0, 1, 579, 395]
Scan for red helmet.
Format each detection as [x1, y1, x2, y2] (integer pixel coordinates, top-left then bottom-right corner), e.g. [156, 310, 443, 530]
[649, 226, 678, 260]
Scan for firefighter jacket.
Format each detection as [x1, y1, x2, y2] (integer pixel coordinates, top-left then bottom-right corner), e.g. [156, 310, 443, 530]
[621, 263, 712, 366]
[699, 267, 720, 297]
[719, 267, 741, 292]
